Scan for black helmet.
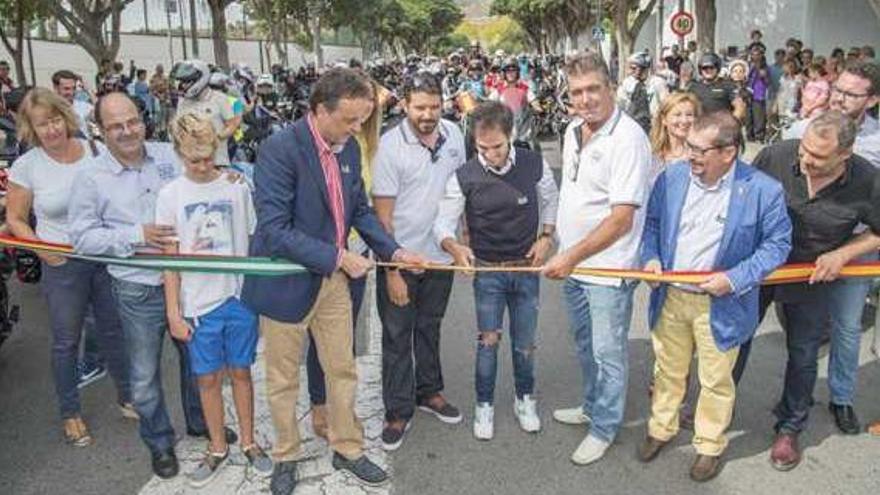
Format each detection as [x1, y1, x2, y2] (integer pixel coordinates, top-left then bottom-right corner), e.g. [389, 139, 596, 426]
[698, 52, 723, 71]
[468, 59, 484, 72]
[628, 51, 652, 69]
[502, 56, 519, 72]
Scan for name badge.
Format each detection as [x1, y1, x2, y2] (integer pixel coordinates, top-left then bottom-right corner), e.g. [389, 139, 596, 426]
[340, 163, 351, 174]
[517, 196, 529, 205]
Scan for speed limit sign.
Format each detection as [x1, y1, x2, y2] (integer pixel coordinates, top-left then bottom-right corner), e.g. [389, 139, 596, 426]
[670, 11, 695, 37]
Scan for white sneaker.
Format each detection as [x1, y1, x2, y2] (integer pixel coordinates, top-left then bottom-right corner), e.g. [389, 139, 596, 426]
[473, 403, 494, 440]
[553, 406, 591, 425]
[571, 435, 610, 465]
[514, 395, 541, 433]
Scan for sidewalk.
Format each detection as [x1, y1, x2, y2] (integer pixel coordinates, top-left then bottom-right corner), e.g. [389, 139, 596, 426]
[139, 273, 391, 495]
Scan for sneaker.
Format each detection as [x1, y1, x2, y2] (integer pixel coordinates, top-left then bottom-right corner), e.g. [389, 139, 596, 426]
[188, 448, 229, 488]
[63, 416, 93, 447]
[119, 402, 139, 420]
[331, 452, 389, 487]
[76, 361, 107, 389]
[417, 394, 463, 424]
[382, 419, 412, 451]
[269, 461, 297, 495]
[553, 406, 591, 425]
[514, 395, 541, 433]
[473, 403, 494, 440]
[571, 435, 610, 465]
[241, 443, 273, 474]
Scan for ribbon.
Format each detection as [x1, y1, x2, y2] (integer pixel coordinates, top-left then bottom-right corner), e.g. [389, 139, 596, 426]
[1, 234, 879, 284]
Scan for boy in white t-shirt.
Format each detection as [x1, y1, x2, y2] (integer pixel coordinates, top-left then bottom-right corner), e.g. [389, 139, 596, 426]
[157, 113, 271, 488]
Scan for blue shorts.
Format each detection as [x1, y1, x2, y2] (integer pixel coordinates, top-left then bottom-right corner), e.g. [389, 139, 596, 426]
[186, 297, 258, 376]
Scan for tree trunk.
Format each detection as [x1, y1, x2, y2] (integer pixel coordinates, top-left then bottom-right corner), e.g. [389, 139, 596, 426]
[0, 2, 26, 86]
[310, 15, 323, 67]
[695, 0, 716, 54]
[208, 0, 230, 69]
[190, 0, 200, 57]
[143, 0, 150, 33]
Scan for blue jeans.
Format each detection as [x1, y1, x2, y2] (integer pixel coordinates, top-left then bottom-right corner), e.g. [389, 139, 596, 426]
[473, 272, 539, 404]
[111, 278, 205, 454]
[827, 275, 871, 405]
[80, 309, 105, 369]
[563, 278, 635, 443]
[41, 259, 130, 419]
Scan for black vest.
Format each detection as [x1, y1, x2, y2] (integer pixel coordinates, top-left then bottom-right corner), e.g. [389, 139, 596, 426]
[457, 149, 542, 262]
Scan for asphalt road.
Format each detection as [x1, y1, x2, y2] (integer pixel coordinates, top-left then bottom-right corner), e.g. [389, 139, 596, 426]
[2, 139, 880, 495]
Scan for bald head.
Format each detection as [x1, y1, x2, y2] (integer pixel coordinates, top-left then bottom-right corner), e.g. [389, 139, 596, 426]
[94, 91, 138, 128]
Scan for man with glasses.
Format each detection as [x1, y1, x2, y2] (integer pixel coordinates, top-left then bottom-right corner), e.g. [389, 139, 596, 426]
[778, 61, 880, 436]
[690, 53, 746, 121]
[751, 111, 880, 470]
[69, 92, 223, 479]
[371, 72, 466, 451]
[637, 111, 790, 481]
[543, 52, 650, 465]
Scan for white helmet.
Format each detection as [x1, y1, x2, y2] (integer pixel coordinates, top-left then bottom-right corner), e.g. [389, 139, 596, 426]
[171, 59, 211, 99]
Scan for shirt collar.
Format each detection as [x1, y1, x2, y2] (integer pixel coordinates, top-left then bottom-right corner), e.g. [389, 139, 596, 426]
[691, 160, 736, 192]
[399, 119, 447, 160]
[104, 145, 156, 175]
[307, 112, 337, 155]
[478, 145, 516, 176]
[573, 106, 623, 153]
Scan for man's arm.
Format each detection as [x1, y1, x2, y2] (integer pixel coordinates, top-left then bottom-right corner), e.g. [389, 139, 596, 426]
[68, 169, 143, 257]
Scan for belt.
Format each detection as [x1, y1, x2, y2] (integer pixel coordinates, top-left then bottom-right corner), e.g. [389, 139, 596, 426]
[474, 258, 533, 268]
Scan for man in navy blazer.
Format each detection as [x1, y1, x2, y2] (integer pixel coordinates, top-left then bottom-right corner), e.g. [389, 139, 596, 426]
[636, 112, 791, 481]
[241, 68, 424, 494]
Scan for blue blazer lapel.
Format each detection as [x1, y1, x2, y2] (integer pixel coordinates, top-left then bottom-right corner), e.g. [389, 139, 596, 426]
[296, 121, 332, 214]
[715, 161, 751, 264]
[665, 167, 690, 267]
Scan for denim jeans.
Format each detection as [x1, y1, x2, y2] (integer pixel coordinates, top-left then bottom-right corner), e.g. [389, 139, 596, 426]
[306, 275, 367, 405]
[826, 272, 872, 406]
[41, 259, 130, 419]
[377, 269, 454, 421]
[80, 309, 105, 369]
[473, 271, 539, 404]
[111, 278, 205, 454]
[563, 278, 635, 443]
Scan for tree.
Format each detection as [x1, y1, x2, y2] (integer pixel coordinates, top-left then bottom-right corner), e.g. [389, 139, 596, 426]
[612, 0, 656, 82]
[206, 0, 233, 69]
[0, 0, 44, 85]
[45, 0, 135, 71]
[395, 0, 463, 54]
[490, 0, 549, 54]
[694, 0, 716, 54]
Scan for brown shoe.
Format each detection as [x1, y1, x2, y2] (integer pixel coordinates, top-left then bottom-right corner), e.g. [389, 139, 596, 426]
[311, 405, 328, 440]
[867, 419, 880, 436]
[690, 454, 722, 482]
[63, 417, 93, 447]
[769, 431, 801, 471]
[637, 435, 668, 463]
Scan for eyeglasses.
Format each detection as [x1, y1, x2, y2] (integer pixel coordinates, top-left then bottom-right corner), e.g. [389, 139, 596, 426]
[831, 85, 871, 101]
[104, 117, 144, 135]
[685, 140, 733, 156]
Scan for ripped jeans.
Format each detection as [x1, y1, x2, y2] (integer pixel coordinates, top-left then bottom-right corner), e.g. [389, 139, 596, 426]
[473, 271, 540, 404]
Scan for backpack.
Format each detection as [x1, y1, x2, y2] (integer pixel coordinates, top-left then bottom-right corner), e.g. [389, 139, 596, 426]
[627, 81, 652, 133]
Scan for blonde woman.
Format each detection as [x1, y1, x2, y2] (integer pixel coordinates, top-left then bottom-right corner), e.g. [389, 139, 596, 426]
[648, 92, 702, 184]
[6, 88, 131, 446]
[305, 78, 383, 438]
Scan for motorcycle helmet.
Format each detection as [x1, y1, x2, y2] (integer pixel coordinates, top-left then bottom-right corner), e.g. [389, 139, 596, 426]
[208, 71, 230, 91]
[256, 74, 275, 95]
[698, 52, 723, 71]
[171, 59, 211, 99]
[629, 51, 653, 70]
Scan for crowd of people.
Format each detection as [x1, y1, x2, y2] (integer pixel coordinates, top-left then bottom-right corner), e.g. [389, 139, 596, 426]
[0, 31, 878, 495]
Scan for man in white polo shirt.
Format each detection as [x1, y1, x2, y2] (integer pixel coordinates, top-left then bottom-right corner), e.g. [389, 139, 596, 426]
[372, 72, 467, 451]
[544, 51, 651, 465]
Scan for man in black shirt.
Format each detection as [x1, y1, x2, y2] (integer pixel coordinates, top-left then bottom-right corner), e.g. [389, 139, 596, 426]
[752, 111, 880, 471]
[690, 53, 746, 121]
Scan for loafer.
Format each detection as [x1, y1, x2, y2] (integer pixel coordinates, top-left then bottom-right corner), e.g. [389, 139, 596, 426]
[769, 431, 801, 471]
[637, 435, 668, 463]
[381, 418, 411, 451]
[829, 403, 861, 435]
[269, 460, 297, 495]
[332, 452, 389, 486]
[417, 394, 463, 424]
[151, 448, 179, 479]
[689, 454, 722, 482]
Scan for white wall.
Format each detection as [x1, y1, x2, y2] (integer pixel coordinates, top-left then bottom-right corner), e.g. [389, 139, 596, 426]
[1, 33, 362, 88]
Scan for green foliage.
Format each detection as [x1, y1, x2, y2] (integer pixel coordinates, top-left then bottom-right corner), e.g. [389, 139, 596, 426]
[455, 17, 527, 54]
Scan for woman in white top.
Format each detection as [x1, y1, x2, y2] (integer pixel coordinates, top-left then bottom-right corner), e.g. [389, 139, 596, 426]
[648, 91, 703, 185]
[6, 88, 131, 447]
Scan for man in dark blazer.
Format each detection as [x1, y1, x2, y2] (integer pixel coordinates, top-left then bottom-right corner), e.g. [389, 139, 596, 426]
[242, 68, 424, 494]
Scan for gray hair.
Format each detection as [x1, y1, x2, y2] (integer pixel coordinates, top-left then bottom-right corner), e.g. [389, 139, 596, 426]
[563, 50, 612, 85]
[807, 110, 858, 150]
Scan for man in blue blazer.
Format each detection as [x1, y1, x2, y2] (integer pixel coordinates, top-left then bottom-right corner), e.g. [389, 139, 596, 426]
[241, 68, 424, 494]
[636, 112, 791, 482]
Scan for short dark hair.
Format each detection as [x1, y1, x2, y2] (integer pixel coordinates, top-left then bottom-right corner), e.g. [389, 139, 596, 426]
[403, 71, 442, 101]
[471, 101, 514, 137]
[693, 111, 742, 150]
[94, 91, 139, 128]
[136, 69, 147, 78]
[52, 70, 78, 86]
[308, 67, 373, 113]
[808, 110, 858, 151]
[863, 45, 876, 58]
[842, 60, 880, 96]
